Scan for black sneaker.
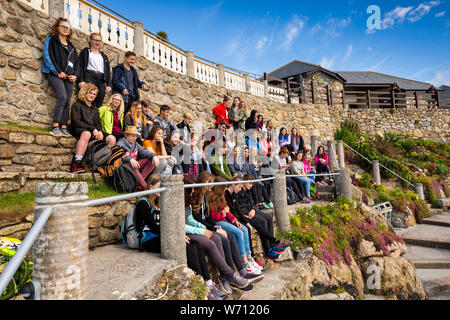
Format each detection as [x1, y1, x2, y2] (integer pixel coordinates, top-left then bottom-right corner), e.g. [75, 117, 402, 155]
[243, 272, 264, 283]
[229, 282, 254, 292]
[275, 240, 293, 253]
[70, 160, 85, 174]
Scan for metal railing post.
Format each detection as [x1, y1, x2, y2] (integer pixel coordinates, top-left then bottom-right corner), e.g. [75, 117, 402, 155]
[273, 171, 290, 232]
[160, 175, 187, 264]
[372, 160, 381, 185]
[33, 182, 90, 300]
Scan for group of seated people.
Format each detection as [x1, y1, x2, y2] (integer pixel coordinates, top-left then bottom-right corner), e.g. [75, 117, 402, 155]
[134, 171, 293, 300]
[42, 18, 335, 300]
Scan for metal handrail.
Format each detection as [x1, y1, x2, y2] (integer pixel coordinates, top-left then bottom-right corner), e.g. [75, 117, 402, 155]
[286, 173, 341, 178]
[342, 142, 415, 188]
[86, 187, 168, 207]
[0, 207, 52, 297]
[184, 176, 275, 189]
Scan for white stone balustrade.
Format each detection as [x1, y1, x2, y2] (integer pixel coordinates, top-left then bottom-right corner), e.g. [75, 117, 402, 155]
[225, 71, 246, 92]
[144, 33, 187, 74]
[64, 0, 134, 52]
[18, 0, 49, 14]
[194, 60, 219, 85]
[251, 80, 265, 98]
[60, 0, 275, 99]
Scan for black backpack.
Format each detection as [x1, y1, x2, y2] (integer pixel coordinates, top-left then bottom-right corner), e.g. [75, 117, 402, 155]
[287, 186, 300, 205]
[82, 140, 112, 183]
[113, 163, 139, 193]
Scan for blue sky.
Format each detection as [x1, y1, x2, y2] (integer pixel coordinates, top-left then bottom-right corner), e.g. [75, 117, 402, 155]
[96, 0, 450, 86]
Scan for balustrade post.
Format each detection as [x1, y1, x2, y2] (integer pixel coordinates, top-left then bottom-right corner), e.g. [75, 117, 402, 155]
[33, 182, 89, 300]
[217, 64, 225, 87]
[49, 0, 65, 20]
[264, 80, 269, 98]
[337, 140, 345, 168]
[372, 160, 381, 185]
[186, 50, 195, 78]
[273, 170, 290, 232]
[160, 175, 187, 264]
[245, 74, 251, 94]
[132, 21, 145, 57]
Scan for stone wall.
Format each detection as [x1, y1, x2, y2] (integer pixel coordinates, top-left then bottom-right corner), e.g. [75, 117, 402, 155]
[344, 108, 450, 138]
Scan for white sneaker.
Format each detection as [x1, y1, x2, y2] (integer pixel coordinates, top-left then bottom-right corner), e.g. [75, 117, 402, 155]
[246, 262, 261, 275]
[251, 260, 263, 273]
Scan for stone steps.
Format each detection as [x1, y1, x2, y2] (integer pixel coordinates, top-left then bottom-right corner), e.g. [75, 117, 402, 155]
[0, 171, 102, 193]
[400, 224, 450, 249]
[422, 212, 450, 228]
[87, 244, 177, 300]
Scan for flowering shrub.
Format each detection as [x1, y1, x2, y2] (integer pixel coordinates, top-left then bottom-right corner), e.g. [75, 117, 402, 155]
[285, 197, 404, 266]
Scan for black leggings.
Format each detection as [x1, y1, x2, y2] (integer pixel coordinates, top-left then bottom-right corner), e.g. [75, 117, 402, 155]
[249, 183, 271, 205]
[316, 161, 331, 182]
[85, 70, 107, 108]
[186, 241, 211, 281]
[287, 177, 306, 199]
[248, 210, 277, 253]
[47, 73, 74, 125]
[218, 231, 245, 273]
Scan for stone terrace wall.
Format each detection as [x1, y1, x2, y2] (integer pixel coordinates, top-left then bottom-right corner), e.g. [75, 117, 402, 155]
[344, 108, 450, 138]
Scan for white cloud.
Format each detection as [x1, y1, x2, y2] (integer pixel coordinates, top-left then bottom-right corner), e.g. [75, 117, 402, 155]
[431, 69, 450, 86]
[313, 17, 352, 38]
[407, 1, 440, 22]
[368, 56, 389, 71]
[409, 63, 447, 79]
[281, 15, 305, 50]
[381, 1, 441, 28]
[343, 44, 353, 62]
[435, 11, 446, 17]
[320, 57, 335, 69]
[255, 36, 272, 56]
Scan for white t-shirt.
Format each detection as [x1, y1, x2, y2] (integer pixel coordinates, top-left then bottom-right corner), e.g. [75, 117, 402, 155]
[87, 51, 104, 74]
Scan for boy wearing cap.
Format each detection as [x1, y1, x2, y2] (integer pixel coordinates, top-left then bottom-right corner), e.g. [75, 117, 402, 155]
[116, 126, 161, 189]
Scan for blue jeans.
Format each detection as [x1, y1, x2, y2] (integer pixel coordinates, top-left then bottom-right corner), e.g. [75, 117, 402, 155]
[216, 220, 251, 258]
[293, 176, 311, 197]
[307, 169, 317, 183]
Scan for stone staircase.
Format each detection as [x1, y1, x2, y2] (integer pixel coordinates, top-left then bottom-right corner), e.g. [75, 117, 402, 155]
[315, 180, 336, 202]
[399, 209, 450, 300]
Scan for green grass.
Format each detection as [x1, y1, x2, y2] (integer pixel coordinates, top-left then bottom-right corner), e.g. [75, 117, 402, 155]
[0, 179, 121, 221]
[0, 122, 50, 134]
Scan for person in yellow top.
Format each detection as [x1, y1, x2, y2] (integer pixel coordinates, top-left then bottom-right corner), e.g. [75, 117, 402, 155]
[98, 93, 125, 141]
[142, 125, 176, 175]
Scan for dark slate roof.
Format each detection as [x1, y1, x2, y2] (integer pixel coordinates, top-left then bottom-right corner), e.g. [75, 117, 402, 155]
[267, 60, 345, 82]
[268, 60, 322, 79]
[334, 71, 432, 90]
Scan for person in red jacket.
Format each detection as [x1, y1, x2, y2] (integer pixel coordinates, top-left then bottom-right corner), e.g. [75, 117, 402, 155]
[213, 96, 231, 126]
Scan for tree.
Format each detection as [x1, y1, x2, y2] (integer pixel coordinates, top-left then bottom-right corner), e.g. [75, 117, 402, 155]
[157, 31, 168, 42]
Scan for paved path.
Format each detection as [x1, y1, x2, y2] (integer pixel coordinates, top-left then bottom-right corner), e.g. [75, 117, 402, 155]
[87, 244, 177, 300]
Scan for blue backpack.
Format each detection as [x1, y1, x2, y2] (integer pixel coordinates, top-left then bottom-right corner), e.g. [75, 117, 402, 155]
[121, 198, 159, 252]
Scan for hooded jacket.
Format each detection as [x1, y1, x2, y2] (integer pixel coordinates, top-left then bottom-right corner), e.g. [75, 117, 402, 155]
[42, 35, 79, 77]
